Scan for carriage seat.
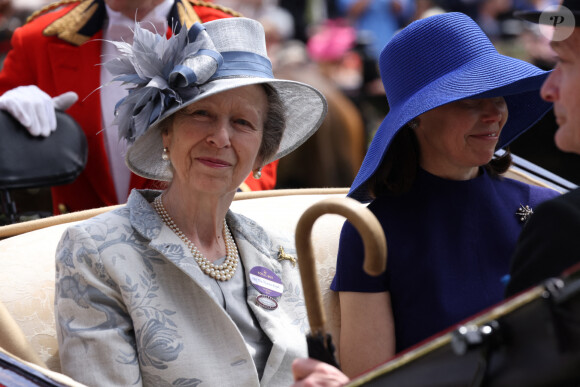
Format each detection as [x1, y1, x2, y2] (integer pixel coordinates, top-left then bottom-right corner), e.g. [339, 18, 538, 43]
[0, 188, 349, 379]
[0, 167, 560, 384]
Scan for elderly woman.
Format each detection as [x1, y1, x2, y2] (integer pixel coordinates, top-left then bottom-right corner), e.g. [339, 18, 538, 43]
[327, 12, 562, 379]
[54, 17, 326, 386]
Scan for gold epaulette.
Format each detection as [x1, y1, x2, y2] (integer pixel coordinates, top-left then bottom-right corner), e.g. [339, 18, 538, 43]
[26, 0, 80, 24]
[28, 0, 242, 47]
[189, 0, 243, 17]
[42, 0, 99, 46]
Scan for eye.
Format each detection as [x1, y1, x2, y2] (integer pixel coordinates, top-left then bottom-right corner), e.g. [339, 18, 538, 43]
[179, 104, 210, 117]
[492, 97, 506, 107]
[235, 118, 251, 126]
[191, 109, 210, 117]
[233, 117, 258, 131]
[458, 99, 481, 108]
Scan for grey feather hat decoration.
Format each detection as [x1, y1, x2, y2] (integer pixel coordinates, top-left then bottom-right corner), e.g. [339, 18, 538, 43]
[105, 17, 328, 181]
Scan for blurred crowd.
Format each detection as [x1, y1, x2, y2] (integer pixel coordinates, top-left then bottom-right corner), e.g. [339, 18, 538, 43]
[0, 0, 566, 224]
[0, 0, 561, 137]
[205, 1, 560, 135]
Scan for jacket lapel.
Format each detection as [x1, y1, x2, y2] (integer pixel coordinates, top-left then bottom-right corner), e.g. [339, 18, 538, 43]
[43, 0, 105, 46]
[230, 212, 305, 383]
[43, 0, 200, 46]
[129, 194, 306, 383]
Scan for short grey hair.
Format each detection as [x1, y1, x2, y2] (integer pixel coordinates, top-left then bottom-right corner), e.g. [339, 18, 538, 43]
[259, 84, 286, 163]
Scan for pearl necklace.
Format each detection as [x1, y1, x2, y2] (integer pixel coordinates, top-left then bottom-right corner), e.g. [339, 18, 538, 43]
[153, 195, 239, 281]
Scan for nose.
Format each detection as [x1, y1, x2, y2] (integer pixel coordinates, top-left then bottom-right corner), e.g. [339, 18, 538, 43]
[540, 68, 559, 103]
[206, 120, 231, 148]
[481, 98, 506, 123]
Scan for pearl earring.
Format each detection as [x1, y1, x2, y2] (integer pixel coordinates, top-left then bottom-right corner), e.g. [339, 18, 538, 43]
[253, 168, 262, 179]
[162, 147, 169, 161]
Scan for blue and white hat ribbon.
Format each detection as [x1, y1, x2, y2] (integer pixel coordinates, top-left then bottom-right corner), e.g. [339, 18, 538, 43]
[104, 22, 223, 143]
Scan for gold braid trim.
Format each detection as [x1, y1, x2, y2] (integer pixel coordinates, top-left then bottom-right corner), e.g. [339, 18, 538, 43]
[30, 0, 241, 47]
[178, 0, 201, 28]
[26, 0, 80, 24]
[188, 0, 243, 17]
[42, 0, 99, 46]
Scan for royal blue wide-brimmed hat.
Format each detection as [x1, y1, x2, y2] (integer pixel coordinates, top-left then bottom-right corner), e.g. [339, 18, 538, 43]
[348, 12, 552, 202]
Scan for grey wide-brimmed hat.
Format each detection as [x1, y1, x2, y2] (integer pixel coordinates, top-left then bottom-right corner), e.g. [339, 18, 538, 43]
[106, 17, 327, 181]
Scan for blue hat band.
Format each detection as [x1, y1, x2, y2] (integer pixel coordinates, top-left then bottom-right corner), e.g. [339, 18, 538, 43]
[212, 51, 274, 79]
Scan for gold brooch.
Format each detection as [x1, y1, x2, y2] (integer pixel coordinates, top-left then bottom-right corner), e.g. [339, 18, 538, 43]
[278, 246, 296, 267]
[516, 204, 533, 222]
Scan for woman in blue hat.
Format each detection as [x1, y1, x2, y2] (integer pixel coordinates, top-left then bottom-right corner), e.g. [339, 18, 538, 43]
[328, 11, 561, 378]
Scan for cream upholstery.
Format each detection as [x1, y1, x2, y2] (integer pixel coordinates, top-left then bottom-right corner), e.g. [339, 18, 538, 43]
[0, 188, 349, 378]
[0, 170, 557, 382]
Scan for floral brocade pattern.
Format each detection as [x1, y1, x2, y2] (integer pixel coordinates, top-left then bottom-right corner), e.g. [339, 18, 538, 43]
[56, 215, 191, 385]
[55, 190, 308, 386]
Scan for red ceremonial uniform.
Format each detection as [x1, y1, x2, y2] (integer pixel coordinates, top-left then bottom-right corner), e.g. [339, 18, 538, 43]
[0, 0, 277, 214]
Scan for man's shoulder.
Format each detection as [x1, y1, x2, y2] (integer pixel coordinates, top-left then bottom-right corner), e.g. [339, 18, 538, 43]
[26, 0, 82, 25]
[544, 187, 580, 211]
[22, 0, 241, 46]
[19, 0, 103, 46]
[26, 0, 241, 23]
[188, 0, 242, 20]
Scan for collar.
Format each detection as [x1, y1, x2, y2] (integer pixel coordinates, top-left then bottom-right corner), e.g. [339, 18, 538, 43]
[105, 0, 173, 30]
[43, 0, 202, 46]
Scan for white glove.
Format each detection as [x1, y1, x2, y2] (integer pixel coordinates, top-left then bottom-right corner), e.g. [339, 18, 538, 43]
[0, 85, 78, 137]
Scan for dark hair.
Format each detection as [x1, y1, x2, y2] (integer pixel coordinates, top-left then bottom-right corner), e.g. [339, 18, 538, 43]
[368, 125, 419, 198]
[159, 84, 286, 164]
[368, 125, 513, 198]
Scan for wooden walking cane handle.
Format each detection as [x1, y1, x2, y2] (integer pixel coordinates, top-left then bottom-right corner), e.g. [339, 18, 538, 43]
[295, 197, 387, 336]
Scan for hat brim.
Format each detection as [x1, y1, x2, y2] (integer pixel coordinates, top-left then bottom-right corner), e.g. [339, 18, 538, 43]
[348, 52, 552, 202]
[126, 77, 327, 181]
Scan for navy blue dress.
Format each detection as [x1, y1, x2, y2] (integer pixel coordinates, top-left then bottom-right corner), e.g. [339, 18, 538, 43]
[331, 168, 560, 353]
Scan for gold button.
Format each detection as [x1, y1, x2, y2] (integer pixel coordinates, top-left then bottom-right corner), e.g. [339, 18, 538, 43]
[58, 204, 69, 214]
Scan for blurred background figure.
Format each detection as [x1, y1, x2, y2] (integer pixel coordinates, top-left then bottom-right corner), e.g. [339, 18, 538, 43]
[476, 0, 514, 40]
[305, 17, 386, 151]
[0, 0, 284, 223]
[411, 0, 445, 20]
[0, 0, 54, 65]
[3, 0, 580, 225]
[335, 0, 415, 61]
[0, 0, 15, 66]
[218, 0, 296, 41]
[256, 4, 367, 188]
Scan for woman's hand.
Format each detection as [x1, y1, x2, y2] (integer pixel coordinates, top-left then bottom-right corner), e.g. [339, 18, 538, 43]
[291, 358, 350, 387]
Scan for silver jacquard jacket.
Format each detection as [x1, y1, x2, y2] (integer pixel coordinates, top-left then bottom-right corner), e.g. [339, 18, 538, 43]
[55, 190, 308, 386]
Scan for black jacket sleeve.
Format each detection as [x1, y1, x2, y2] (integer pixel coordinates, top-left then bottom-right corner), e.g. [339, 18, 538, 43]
[505, 189, 580, 298]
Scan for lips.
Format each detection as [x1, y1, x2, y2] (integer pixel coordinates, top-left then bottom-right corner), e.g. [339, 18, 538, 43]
[554, 114, 566, 126]
[471, 131, 499, 139]
[196, 157, 232, 168]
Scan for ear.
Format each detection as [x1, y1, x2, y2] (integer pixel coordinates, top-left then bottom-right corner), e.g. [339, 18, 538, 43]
[161, 126, 172, 149]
